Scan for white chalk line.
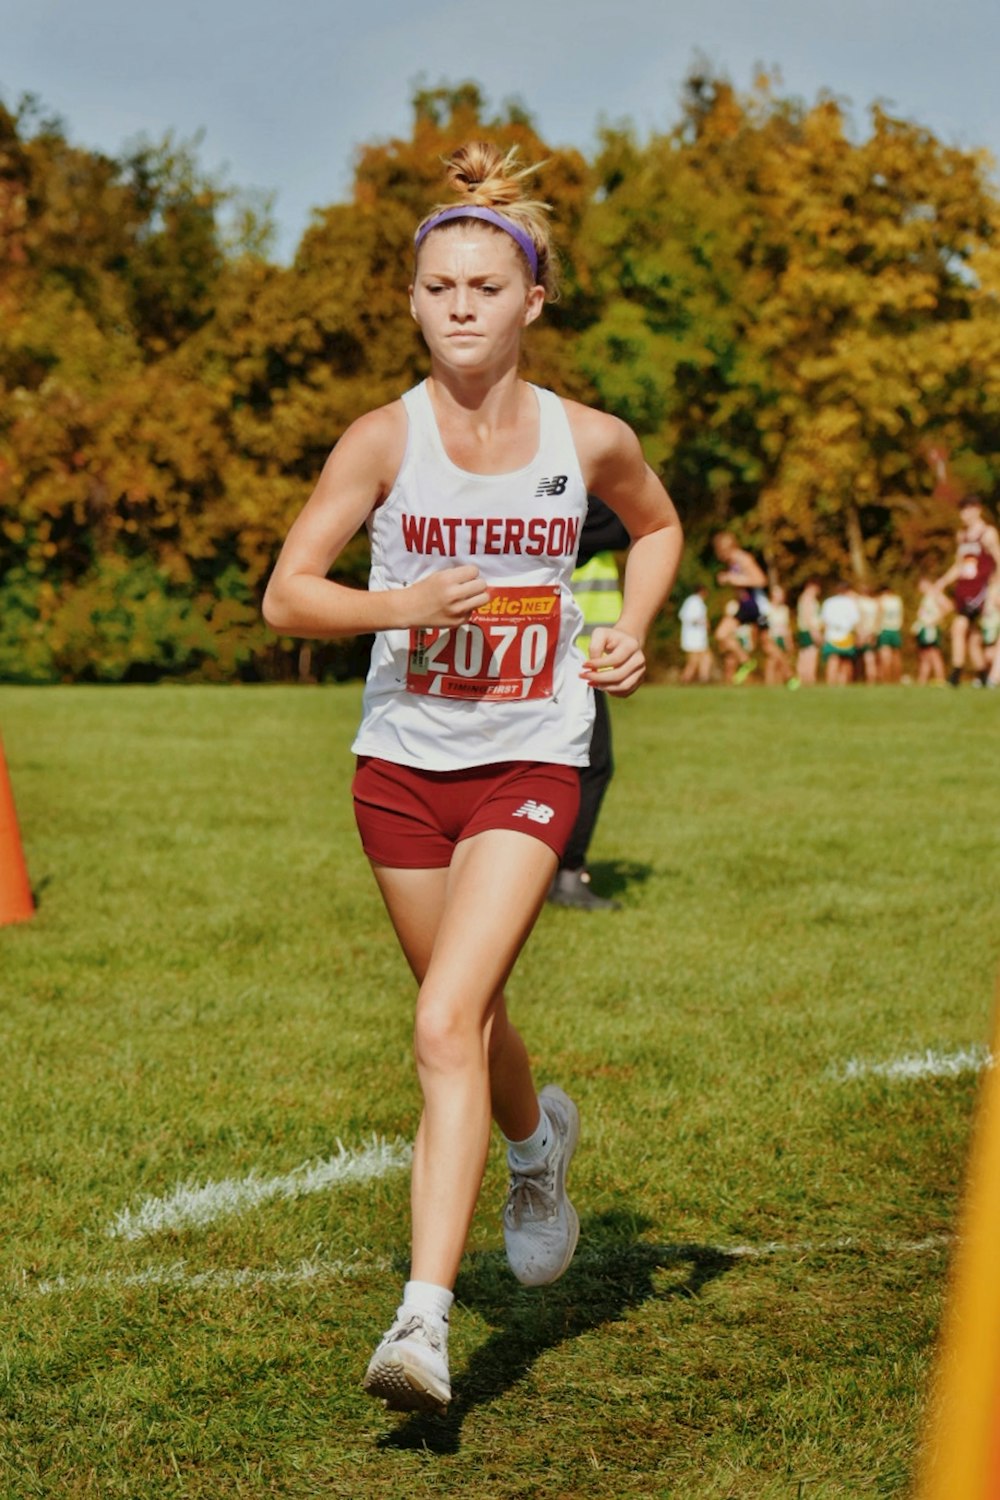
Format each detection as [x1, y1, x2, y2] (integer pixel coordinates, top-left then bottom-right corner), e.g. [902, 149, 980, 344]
[106, 1135, 412, 1242]
[834, 1045, 993, 1083]
[27, 1253, 394, 1299]
[24, 1234, 950, 1299]
[49, 1068, 970, 1295]
[693, 1233, 952, 1259]
[572, 1233, 952, 1269]
[100, 1050, 992, 1245]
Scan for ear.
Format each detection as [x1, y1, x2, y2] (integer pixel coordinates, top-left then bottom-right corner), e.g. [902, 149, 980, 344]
[522, 284, 546, 327]
[408, 285, 418, 321]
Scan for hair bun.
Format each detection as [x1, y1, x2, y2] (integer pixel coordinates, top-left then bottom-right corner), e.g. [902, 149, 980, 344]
[444, 142, 527, 209]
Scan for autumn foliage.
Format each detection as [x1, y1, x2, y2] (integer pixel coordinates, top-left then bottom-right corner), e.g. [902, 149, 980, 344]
[2, 78, 999, 680]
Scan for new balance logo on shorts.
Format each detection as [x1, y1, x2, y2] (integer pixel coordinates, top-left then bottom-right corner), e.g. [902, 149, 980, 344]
[534, 475, 568, 497]
[512, 800, 556, 825]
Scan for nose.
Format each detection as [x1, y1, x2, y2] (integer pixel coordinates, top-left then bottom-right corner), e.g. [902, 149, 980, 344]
[450, 286, 474, 322]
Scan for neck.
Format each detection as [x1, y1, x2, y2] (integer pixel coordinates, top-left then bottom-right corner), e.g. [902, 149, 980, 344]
[426, 365, 526, 423]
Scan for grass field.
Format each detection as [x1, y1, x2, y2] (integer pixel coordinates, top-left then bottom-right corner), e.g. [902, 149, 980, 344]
[1, 683, 998, 1499]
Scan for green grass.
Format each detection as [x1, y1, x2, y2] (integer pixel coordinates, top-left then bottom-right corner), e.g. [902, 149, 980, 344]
[0, 683, 997, 1498]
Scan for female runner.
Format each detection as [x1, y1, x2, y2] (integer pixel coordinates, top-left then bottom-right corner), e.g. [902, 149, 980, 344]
[263, 143, 682, 1414]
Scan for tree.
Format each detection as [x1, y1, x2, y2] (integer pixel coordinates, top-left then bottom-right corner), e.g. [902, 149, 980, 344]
[575, 73, 1000, 591]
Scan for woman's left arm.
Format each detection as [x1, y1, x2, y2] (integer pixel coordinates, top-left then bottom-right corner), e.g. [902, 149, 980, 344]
[567, 406, 684, 696]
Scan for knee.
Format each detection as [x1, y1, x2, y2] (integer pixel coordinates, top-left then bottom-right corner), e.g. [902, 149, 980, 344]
[413, 997, 486, 1075]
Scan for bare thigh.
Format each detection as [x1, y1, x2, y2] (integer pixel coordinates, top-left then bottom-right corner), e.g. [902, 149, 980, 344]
[371, 829, 558, 1004]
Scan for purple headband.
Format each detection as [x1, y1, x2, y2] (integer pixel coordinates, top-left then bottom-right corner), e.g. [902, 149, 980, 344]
[414, 205, 540, 282]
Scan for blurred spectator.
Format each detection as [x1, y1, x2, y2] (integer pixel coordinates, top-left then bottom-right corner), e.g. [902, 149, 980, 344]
[876, 585, 905, 683]
[820, 584, 861, 685]
[713, 531, 769, 652]
[763, 584, 794, 686]
[715, 600, 752, 685]
[912, 579, 949, 685]
[853, 586, 880, 683]
[934, 496, 1000, 686]
[795, 581, 822, 686]
[679, 586, 713, 684]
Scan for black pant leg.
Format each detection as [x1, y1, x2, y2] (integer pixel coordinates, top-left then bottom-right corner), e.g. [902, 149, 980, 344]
[561, 691, 613, 870]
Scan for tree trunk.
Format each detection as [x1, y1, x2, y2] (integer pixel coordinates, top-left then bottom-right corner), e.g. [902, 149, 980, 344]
[845, 501, 869, 585]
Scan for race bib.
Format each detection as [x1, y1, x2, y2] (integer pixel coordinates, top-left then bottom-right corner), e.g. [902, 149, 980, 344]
[406, 586, 561, 701]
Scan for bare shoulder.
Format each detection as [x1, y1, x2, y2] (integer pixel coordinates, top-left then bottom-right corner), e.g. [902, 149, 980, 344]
[331, 400, 408, 492]
[560, 399, 643, 477]
[559, 397, 679, 541]
[293, 400, 409, 535]
[345, 400, 407, 443]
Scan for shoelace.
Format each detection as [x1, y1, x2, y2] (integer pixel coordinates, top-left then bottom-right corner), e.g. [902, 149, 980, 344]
[384, 1315, 443, 1352]
[506, 1163, 557, 1222]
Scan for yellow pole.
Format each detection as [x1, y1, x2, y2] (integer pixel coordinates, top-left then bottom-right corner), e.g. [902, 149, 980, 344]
[914, 999, 1000, 1499]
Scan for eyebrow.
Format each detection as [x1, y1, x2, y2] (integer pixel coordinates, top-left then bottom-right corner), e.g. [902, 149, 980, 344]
[418, 271, 512, 284]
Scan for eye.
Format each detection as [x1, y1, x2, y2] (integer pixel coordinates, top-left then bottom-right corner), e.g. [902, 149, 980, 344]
[480, 285, 500, 296]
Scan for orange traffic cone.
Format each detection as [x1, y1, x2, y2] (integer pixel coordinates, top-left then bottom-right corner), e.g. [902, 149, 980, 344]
[0, 736, 34, 925]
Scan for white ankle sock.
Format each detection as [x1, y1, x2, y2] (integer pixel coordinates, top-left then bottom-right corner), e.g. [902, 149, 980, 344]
[505, 1104, 551, 1168]
[401, 1280, 453, 1330]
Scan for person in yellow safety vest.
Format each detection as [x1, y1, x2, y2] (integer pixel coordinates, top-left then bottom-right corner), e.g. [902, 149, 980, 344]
[548, 496, 628, 911]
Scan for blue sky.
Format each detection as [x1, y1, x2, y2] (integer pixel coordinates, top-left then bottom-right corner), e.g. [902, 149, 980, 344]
[2, 0, 997, 261]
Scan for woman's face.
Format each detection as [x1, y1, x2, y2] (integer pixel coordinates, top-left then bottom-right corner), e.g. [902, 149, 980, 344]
[410, 224, 544, 375]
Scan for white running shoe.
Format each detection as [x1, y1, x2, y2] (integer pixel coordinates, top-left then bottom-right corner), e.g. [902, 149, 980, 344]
[362, 1311, 451, 1414]
[503, 1084, 580, 1287]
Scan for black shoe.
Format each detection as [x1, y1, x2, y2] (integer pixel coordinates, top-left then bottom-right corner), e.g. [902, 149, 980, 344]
[547, 869, 621, 911]
[948, 668, 962, 687]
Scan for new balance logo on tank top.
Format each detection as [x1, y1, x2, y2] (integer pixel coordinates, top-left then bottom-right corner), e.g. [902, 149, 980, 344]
[352, 382, 595, 772]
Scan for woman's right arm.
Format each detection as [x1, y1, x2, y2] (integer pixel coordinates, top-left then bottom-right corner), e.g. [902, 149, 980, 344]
[262, 405, 489, 640]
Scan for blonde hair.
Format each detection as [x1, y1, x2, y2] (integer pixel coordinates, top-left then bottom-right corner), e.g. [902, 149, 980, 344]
[414, 142, 559, 298]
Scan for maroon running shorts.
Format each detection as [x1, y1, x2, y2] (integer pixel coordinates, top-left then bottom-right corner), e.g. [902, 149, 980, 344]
[351, 757, 581, 868]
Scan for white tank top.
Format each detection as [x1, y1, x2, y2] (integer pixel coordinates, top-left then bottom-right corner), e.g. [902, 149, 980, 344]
[352, 381, 594, 771]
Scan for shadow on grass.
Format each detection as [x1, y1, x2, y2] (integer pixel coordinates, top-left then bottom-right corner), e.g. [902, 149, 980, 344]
[581, 859, 657, 901]
[377, 1210, 736, 1454]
